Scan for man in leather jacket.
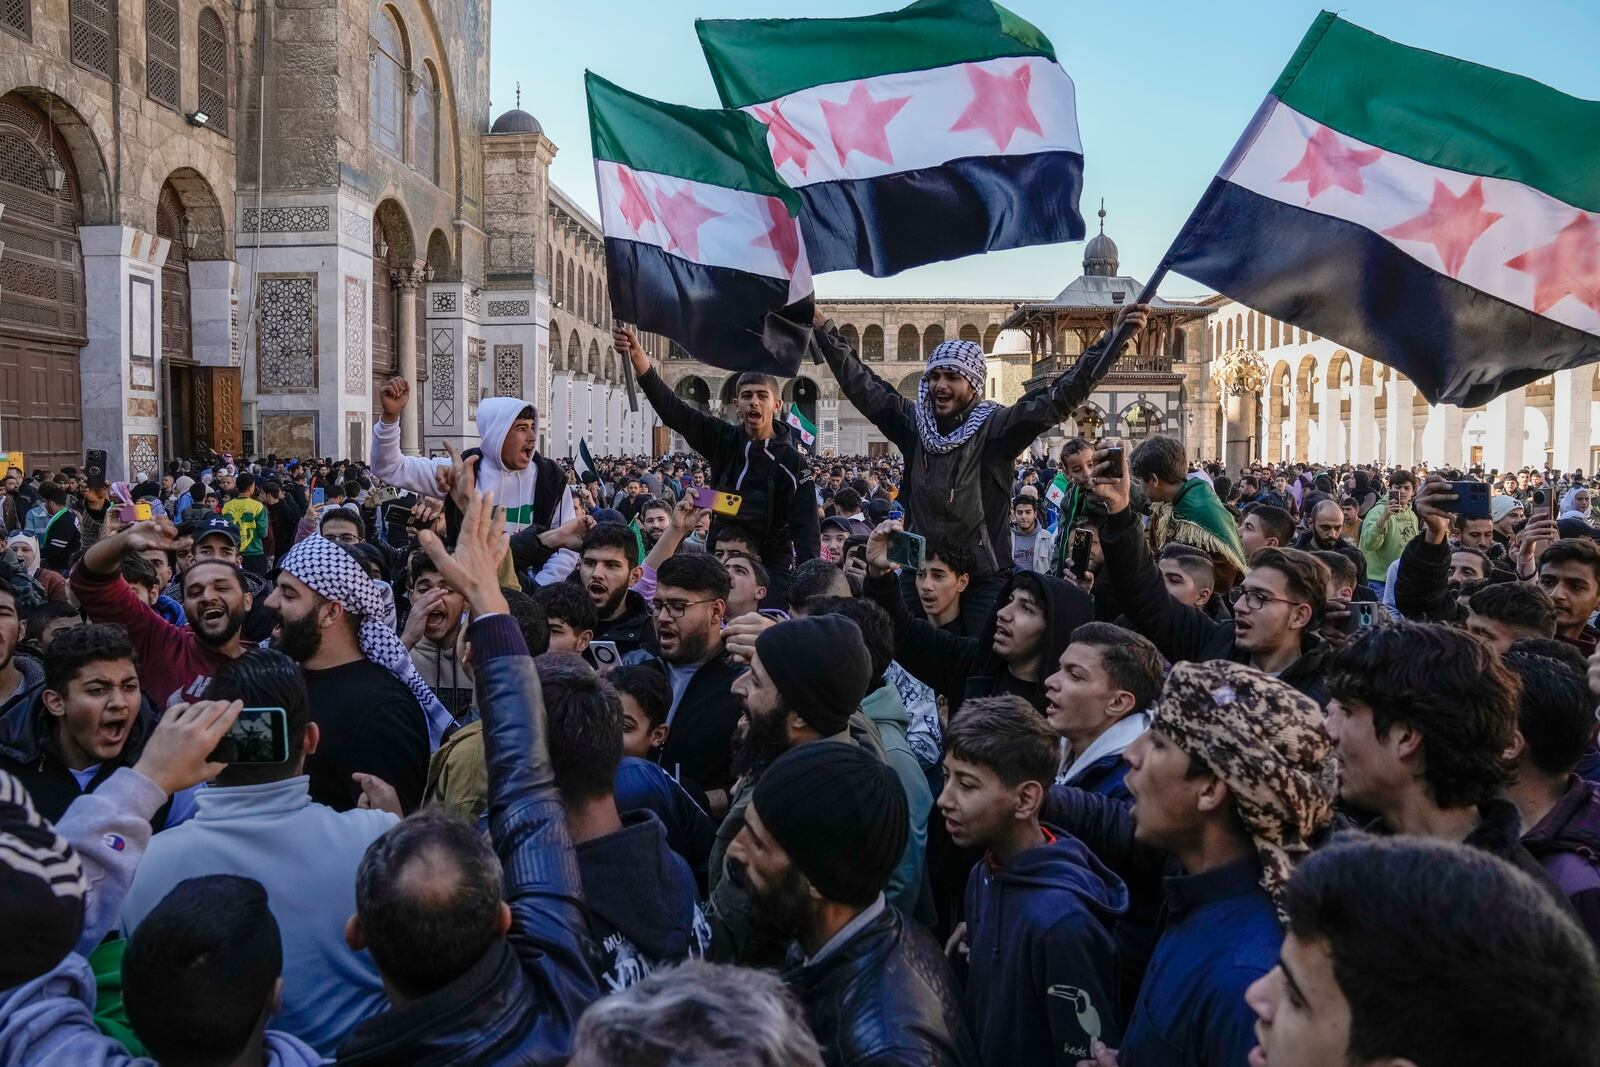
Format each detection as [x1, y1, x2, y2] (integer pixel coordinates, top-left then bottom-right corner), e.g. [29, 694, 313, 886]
[335, 491, 600, 1066]
[726, 741, 976, 1067]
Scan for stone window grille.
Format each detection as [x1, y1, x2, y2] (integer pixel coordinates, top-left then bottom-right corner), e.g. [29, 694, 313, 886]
[146, 0, 181, 111]
[370, 7, 405, 159]
[197, 8, 229, 135]
[0, 0, 30, 42]
[70, 0, 115, 79]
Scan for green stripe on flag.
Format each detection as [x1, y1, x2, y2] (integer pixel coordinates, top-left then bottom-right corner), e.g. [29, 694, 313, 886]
[696, 0, 1054, 108]
[1270, 13, 1600, 212]
[586, 72, 800, 212]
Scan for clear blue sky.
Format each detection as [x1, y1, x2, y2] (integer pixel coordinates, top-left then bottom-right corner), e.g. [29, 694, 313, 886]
[489, 0, 1600, 301]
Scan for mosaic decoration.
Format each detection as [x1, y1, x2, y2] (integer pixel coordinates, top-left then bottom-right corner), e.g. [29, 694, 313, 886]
[464, 290, 482, 317]
[344, 276, 367, 394]
[257, 275, 317, 392]
[340, 208, 372, 244]
[228, 289, 241, 366]
[487, 299, 530, 318]
[127, 435, 159, 480]
[467, 337, 484, 418]
[430, 291, 456, 314]
[242, 206, 329, 233]
[494, 344, 523, 397]
[430, 326, 454, 427]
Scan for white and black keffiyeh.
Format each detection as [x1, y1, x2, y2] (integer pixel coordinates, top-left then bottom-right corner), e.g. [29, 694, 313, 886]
[281, 536, 455, 749]
[914, 338, 1000, 455]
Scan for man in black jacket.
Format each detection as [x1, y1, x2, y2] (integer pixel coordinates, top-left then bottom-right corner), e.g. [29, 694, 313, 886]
[1089, 444, 1334, 707]
[810, 305, 1146, 632]
[727, 742, 977, 1067]
[616, 327, 817, 611]
[336, 490, 600, 1067]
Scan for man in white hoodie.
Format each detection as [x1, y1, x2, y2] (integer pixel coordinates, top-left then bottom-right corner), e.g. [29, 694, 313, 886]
[371, 377, 577, 585]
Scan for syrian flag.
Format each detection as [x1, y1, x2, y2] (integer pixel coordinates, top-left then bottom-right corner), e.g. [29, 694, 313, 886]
[586, 72, 814, 377]
[575, 438, 600, 483]
[785, 403, 818, 449]
[1163, 13, 1600, 406]
[697, 0, 1084, 277]
[1045, 471, 1070, 507]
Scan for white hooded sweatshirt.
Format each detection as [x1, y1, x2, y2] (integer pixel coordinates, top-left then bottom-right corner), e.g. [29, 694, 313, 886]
[370, 398, 577, 584]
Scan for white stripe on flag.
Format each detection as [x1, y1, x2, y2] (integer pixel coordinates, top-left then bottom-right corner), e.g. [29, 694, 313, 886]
[743, 55, 1081, 188]
[1225, 101, 1600, 337]
[595, 160, 812, 303]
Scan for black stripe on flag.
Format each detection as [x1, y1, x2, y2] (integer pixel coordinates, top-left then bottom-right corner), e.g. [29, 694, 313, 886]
[796, 149, 1086, 277]
[1166, 179, 1600, 406]
[606, 238, 810, 377]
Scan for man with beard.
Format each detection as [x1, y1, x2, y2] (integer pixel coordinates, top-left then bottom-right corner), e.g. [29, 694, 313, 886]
[706, 614, 874, 964]
[269, 537, 437, 813]
[581, 523, 653, 657]
[727, 742, 977, 1067]
[1292, 498, 1367, 586]
[71, 518, 253, 706]
[638, 498, 673, 550]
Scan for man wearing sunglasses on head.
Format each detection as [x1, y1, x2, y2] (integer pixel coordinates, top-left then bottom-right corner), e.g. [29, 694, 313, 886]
[1087, 441, 1334, 708]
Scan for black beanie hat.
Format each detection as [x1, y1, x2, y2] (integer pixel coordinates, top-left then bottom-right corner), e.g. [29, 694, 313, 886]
[754, 615, 871, 736]
[752, 743, 908, 907]
[0, 772, 86, 987]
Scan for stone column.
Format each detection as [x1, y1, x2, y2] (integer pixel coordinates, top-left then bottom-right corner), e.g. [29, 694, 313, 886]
[1484, 390, 1526, 472]
[1421, 403, 1465, 468]
[1553, 369, 1594, 475]
[1319, 373, 1342, 464]
[79, 225, 169, 481]
[1351, 377, 1377, 464]
[393, 269, 420, 453]
[1223, 389, 1254, 472]
[1385, 378, 1413, 467]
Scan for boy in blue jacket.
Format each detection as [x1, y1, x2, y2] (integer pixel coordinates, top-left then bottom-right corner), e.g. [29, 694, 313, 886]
[939, 694, 1127, 1066]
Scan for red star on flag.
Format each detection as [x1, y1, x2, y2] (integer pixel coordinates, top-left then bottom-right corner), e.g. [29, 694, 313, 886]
[751, 196, 801, 276]
[949, 62, 1042, 153]
[752, 100, 816, 176]
[1505, 211, 1600, 315]
[616, 167, 656, 235]
[652, 183, 723, 263]
[1279, 125, 1384, 202]
[1381, 178, 1503, 278]
[820, 82, 911, 167]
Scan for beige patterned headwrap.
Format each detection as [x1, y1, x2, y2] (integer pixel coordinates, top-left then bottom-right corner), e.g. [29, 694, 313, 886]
[1152, 660, 1337, 921]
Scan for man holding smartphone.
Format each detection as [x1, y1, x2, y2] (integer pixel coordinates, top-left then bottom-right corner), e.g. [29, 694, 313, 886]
[616, 326, 818, 611]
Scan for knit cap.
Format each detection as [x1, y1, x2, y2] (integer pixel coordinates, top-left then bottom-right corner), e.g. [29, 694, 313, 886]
[0, 771, 85, 986]
[1490, 495, 1520, 523]
[1151, 660, 1336, 920]
[752, 743, 907, 906]
[754, 615, 871, 737]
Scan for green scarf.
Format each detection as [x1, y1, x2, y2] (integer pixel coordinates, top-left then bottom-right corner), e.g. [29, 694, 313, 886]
[1157, 478, 1248, 575]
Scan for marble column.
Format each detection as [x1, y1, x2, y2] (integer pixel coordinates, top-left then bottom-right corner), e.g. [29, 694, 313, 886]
[1223, 389, 1256, 472]
[1319, 373, 1342, 464]
[1484, 390, 1526, 472]
[1388, 378, 1417, 467]
[1553, 369, 1595, 474]
[393, 270, 420, 453]
[1351, 378, 1377, 464]
[1421, 403, 1465, 468]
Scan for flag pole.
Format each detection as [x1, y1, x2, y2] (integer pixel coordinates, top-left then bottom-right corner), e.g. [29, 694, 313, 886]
[1078, 262, 1171, 382]
[617, 319, 640, 413]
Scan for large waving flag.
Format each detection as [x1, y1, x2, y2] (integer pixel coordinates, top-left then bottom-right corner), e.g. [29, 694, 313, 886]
[696, 0, 1083, 277]
[586, 72, 814, 377]
[1163, 13, 1600, 406]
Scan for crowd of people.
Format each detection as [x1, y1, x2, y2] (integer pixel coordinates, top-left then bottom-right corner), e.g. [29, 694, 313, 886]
[1, 302, 1599, 1067]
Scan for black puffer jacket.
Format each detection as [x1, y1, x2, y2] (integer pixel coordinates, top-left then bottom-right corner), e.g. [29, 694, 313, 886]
[334, 616, 599, 1067]
[786, 903, 977, 1067]
[813, 321, 1110, 579]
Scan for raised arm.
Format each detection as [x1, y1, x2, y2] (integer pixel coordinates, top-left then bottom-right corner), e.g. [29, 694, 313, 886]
[619, 327, 724, 458]
[809, 315, 917, 449]
[530, 484, 580, 586]
[863, 520, 978, 701]
[990, 304, 1148, 452]
[418, 491, 599, 1044]
[371, 377, 451, 497]
[71, 521, 192, 668]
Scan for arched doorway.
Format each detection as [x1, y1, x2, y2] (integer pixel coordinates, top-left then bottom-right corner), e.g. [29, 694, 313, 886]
[371, 200, 415, 432]
[1121, 400, 1165, 440]
[674, 375, 710, 413]
[0, 92, 86, 473]
[783, 375, 819, 431]
[1069, 404, 1105, 440]
[157, 180, 194, 457]
[896, 372, 922, 401]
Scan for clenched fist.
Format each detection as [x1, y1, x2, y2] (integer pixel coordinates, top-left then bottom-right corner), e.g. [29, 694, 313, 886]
[379, 377, 411, 423]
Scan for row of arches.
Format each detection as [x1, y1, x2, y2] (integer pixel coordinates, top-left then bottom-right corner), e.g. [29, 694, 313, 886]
[1213, 308, 1317, 357]
[549, 327, 618, 381]
[369, 2, 452, 187]
[549, 243, 608, 325]
[834, 322, 1004, 362]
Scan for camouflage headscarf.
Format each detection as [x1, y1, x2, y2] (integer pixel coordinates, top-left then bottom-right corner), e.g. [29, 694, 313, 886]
[1152, 660, 1336, 921]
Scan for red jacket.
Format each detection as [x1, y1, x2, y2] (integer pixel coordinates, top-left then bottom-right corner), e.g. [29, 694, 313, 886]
[69, 565, 233, 707]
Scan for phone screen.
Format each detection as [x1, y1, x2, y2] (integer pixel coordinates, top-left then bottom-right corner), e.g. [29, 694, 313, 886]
[208, 707, 290, 765]
[312, 487, 326, 506]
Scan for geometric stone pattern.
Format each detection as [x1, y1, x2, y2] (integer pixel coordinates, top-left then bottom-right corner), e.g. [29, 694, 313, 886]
[127, 434, 159, 480]
[339, 208, 372, 244]
[431, 291, 456, 314]
[464, 290, 482, 318]
[487, 299, 530, 318]
[344, 275, 366, 394]
[242, 206, 330, 233]
[467, 337, 483, 419]
[430, 326, 454, 427]
[494, 343, 522, 396]
[257, 275, 317, 392]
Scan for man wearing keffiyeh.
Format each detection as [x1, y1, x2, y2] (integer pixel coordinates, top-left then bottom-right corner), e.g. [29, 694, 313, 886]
[810, 302, 1148, 631]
